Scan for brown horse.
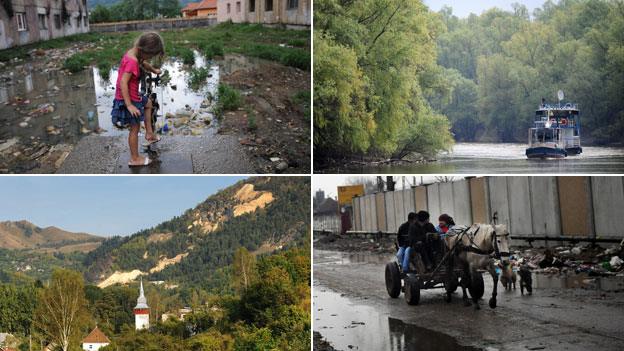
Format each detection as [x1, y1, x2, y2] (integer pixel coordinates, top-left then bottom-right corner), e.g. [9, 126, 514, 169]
[444, 223, 511, 310]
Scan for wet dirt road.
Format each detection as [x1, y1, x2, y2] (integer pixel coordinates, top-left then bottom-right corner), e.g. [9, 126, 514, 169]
[314, 250, 624, 351]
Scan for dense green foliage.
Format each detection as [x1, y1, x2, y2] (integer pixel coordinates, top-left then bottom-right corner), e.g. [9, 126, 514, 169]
[433, 0, 624, 143]
[314, 0, 624, 160]
[0, 284, 38, 335]
[314, 0, 454, 158]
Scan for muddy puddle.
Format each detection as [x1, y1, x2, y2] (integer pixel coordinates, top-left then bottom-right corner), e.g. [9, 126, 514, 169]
[0, 52, 263, 172]
[314, 283, 481, 351]
[313, 250, 394, 266]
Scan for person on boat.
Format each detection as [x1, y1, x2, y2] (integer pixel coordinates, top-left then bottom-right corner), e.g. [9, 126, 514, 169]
[406, 211, 437, 271]
[397, 212, 417, 271]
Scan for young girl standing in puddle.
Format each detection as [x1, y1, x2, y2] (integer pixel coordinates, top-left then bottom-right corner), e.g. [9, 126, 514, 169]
[111, 32, 164, 167]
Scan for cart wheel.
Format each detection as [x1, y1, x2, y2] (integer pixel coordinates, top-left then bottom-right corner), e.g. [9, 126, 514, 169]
[385, 262, 401, 298]
[404, 276, 420, 305]
[468, 272, 484, 300]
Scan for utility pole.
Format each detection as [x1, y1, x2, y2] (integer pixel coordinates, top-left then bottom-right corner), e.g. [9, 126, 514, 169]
[386, 176, 395, 191]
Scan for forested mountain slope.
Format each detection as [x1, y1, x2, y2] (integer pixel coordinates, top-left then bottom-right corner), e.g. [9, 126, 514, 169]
[82, 177, 310, 289]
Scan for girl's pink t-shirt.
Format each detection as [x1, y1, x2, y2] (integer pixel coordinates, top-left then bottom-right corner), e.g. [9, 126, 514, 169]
[114, 54, 141, 102]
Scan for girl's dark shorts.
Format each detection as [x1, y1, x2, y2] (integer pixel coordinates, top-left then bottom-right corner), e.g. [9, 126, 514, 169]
[111, 95, 148, 128]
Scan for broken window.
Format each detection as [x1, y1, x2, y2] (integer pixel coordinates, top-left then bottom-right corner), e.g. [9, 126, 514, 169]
[54, 14, 61, 29]
[38, 14, 47, 29]
[249, 0, 255, 12]
[287, 0, 298, 9]
[16, 13, 27, 31]
[236, 1, 241, 12]
[266, 0, 273, 11]
[227, 3, 231, 13]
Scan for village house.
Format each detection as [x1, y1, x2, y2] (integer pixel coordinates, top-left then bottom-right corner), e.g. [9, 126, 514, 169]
[81, 326, 110, 351]
[181, 0, 217, 18]
[0, 0, 89, 50]
[217, 0, 310, 26]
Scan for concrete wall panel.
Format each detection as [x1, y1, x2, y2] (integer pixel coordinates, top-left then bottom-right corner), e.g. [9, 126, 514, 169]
[507, 177, 533, 235]
[360, 195, 369, 231]
[438, 183, 454, 222]
[375, 193, 387, 232]
[591, 177, 624, 238]
[427, 183, 441, 223]
[488, 177, 510, 228]
[393, 190, 406, 232]
[414, 186, 428, 212]
[367, 195, 378, 232]
[530, 177, 561, 236]
[452, 180, 472, 225]
[558, 177, 593, 237]
[385, 192, 397, 233]
[402, 189, 415, 216]
[353, 197, 362, 231]
[470, 178, 489, 224]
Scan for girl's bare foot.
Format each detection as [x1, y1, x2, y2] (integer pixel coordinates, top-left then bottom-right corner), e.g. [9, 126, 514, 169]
[145, 133, 161, 144]
[128, 156, 152, 167]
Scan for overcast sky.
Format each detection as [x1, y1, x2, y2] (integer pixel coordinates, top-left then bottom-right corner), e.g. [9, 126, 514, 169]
[313, 176, 451, 199]
[423, 0, 546, 17]
[0, 176, 246, 237]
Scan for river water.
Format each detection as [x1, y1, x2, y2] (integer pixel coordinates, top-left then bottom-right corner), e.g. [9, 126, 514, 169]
[337, 142, 624, 174]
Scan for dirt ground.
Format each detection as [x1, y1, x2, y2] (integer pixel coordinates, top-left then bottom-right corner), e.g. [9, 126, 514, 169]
[219, 61, 310, 173]
[314, 248, 624, 351]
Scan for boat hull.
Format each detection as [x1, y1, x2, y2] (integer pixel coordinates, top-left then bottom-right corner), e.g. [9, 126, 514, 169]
[565, 146, 583, 155]
[526, 147, 567, 159]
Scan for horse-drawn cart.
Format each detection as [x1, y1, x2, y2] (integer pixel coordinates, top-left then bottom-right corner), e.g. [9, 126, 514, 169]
[385, 227, 486, 306]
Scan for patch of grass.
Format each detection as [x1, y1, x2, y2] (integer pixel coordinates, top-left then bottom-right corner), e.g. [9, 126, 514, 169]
[247, 111, 257, 131]
[63, 53, 90, 73]
[280, 49, 310, 70]
[179, 47, 195, 65]
[288, 39, 307, 47]
[217, 83, 242, 113]
[200, 42, 224, 60]
[97, 61, 112, 80]
[292, 90, 311, 122]
[188, 67, 210, 90]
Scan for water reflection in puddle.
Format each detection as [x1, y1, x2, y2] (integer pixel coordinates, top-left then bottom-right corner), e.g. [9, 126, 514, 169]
[94, 50, 219, 136]
[534, 273, 624, 291]
[314, 285, 480, 351]
[314, 250, 394, 266]
[0, 50, 220, 143]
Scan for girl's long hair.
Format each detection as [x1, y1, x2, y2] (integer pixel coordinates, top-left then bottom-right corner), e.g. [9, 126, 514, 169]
[135, 32, 165, 58]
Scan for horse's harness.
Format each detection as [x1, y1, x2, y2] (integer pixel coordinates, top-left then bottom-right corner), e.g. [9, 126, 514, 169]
[451, 225, 510, 260]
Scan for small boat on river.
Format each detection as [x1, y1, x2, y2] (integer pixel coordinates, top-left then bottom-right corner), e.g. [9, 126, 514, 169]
[526, 91, 582, 159]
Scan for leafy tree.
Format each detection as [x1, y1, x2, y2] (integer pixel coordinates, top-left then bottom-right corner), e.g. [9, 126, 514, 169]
[33, 269, 91, 351]
[231, 248, 256, 293]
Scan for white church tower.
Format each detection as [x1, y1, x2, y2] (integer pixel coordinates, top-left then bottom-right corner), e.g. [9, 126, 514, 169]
[134, 278, 150, 330]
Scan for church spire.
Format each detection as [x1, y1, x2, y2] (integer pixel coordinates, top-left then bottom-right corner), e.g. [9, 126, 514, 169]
[135, 277, 149, 309]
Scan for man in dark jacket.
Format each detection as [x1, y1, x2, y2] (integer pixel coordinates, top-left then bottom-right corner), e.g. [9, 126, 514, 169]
[397, 212, 417, 270]
[406, 210, 437, 271]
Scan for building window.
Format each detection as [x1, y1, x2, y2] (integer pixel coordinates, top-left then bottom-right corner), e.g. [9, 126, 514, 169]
[38, 14, 47, 29]
[16, 13, 27, 31]
[287, 0, 298, 9]
[249, 0, 255, 12]
[265, 0, 272, 11]
[75, 17, 80, 28]
[236, 1, 240, 12]
[83, 16, 87, 27]
[227, 3, 230, 13]
[54, 14, 61, 29]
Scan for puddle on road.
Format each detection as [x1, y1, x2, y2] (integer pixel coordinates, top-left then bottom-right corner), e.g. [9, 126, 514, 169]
[314, 250, 394, 266]
[314, 284, 480, 351]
